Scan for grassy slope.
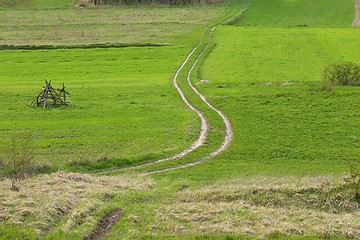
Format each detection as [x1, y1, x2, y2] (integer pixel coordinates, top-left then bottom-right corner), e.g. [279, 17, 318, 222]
[109, 0, 360, 238]
[0, 1, 227, 172]
[0, 0, 74, 9]
[0, 1, 229, 238]
[0, 46, 200, 171]
[1, 0, 359, 239]
[237, 0, 354, 27]
[0, 1, 224, 46]
[157, 0, 360, 181]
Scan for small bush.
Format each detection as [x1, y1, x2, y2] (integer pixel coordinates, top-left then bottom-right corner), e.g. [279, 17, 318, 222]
[324, 62, 360, 86]
[344, 160, 360, 203]
[1, 133, 35, 190]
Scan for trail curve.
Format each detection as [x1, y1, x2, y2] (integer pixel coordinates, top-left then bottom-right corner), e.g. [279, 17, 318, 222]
[145, 26, 233, 175]
[94, 2, 249, 175]
[94, 47, 208, 175]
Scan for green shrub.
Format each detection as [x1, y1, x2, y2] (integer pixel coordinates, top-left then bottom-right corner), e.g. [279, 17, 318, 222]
[324, 62, 360, 86]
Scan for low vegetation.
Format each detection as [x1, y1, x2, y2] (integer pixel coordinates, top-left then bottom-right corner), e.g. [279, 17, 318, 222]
[0, 0, 225, 46]
[87, 0, 225, 6]
[237, 0, 354, 27]
[0, 0, 359, 239]
[1, 133, 35, 190]
[324, 62, 360, 86]
[0, 171, 153, 238]
[0, 46, 200, 172]
[107, 177, 359, 239]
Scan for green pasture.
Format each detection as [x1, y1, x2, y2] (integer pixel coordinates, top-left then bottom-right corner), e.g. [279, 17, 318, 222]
[238, 0, 354, 27]
[156, 25, 360, 182]
[0, 0, 228, 173]
[0, 0, 225, 46]
[0, 0, 359, 239]
[0, 46, 200, 171]
[0, 0, 74, 9]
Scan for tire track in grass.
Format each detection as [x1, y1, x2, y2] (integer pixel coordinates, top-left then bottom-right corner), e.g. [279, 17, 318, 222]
[354, 0, 360, 26]
[145, 26, 233, 175]
[94, 46, 208, 175]
[95, 1, 248, 175]
[100, 26, 232, 175]
[84, 208, 123, 240]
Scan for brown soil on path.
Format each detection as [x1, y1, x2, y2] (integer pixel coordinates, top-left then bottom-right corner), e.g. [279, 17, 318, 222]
[353, 0, 360, 26]
[84, 208, 123, 240]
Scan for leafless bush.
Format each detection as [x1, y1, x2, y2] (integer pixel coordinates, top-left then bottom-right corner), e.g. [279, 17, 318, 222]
[2, 133, 35, 191]
[344, 160, 360, 203]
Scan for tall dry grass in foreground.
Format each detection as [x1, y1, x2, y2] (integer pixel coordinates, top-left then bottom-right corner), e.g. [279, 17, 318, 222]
[0, 171, 154, 236]
[153, 177, 359, 239]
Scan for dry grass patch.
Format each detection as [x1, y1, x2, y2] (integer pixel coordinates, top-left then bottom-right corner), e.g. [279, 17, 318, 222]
[0, 6, 225, 46]
[154, 176, 359, 239]
[0, 171, 154, 236]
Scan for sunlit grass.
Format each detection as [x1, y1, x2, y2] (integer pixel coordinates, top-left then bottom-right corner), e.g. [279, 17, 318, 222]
[238, 0, 354, 27]
[0, 46, 199, 170]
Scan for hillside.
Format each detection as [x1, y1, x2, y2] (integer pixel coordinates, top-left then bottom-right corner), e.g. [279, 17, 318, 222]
[0, 0, 359, 239]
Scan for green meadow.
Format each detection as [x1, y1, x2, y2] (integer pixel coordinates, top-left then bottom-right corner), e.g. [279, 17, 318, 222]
[0, 0, 224, 46]
[0, 46, 200, 171]
[0, 0, 359, 239]
[238, 0, 354, 27]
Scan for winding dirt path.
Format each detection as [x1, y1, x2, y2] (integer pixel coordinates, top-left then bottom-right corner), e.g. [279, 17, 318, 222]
[94, 46, 209, 175]
[353, 0, 360, 26]
[94, 4, 250, 175]
[146, 26, 233, 175]
[98, 26, 233, 175]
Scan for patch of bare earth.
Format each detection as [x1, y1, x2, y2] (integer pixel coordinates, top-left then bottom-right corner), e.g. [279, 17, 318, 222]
[84, 208, 123, 240]
[353, 0, 360, 26]
[153, 177, 360, 238]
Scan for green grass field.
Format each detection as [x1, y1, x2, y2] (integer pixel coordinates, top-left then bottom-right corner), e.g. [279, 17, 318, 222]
[0, 46, 201, 171]
[156, 1, 360, 181]
[0, 1, 224, 46]
[0, 0, 359, 239]
[237, 0, 354, 27]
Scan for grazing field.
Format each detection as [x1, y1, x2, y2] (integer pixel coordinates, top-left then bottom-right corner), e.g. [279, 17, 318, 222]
[0, 46, 202, 171]
[0, 0, 225, 46]
[0, 0, 359, 239]
[237, 0, 354, 27]
[155, 6, 360, 181]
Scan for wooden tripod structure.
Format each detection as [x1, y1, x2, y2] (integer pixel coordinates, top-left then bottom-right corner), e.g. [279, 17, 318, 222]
[31, 80, 72, 108]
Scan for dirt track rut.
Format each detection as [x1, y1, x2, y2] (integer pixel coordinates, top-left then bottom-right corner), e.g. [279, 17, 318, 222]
[146, 26, 233, 174]
[354, 0, 360, 26]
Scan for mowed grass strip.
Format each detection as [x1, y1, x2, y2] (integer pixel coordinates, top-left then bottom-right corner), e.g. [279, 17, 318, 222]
[237, 0, 354, 27]
[0, 46, 199, 171]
